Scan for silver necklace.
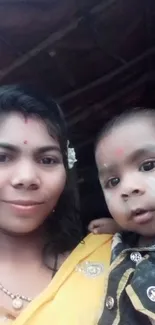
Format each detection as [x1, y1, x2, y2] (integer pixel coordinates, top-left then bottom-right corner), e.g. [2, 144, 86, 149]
[0, 283, 32, 310]
[0, 256, 58, 310]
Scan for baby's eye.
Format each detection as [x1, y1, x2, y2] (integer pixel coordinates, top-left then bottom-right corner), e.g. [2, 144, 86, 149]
[140, 161, 155, 172]
[106, 177, 120, 188]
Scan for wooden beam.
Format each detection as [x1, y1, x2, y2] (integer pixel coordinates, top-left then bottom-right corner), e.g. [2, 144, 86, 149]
[71, 72, 151, 142]
[0, 0, 116, 80]
[90, 0, 117, 15]
[0, 18, 82, 79]
[59, 47, 155, 103]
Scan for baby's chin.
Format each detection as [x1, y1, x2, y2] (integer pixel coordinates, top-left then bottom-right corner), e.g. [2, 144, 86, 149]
[128, 223, 155, 237]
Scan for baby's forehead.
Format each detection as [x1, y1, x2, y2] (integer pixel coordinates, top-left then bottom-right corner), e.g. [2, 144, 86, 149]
[100, 117, 155, 145]
[96, 128, 155, 171]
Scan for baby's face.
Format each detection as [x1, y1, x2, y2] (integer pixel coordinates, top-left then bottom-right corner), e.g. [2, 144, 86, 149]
[95, 116, 155, 236]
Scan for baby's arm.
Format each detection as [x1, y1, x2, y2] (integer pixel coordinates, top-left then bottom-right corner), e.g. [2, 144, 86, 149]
[88, 218, 121, 234]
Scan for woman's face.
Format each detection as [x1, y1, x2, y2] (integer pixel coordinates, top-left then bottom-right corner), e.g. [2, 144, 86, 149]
[0, 112, 66, 235]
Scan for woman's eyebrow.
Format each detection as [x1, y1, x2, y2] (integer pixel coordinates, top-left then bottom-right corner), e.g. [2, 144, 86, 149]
[0, 143, 61, 154]
[36, 145, 61, 154]
[0, 143, 19, 151]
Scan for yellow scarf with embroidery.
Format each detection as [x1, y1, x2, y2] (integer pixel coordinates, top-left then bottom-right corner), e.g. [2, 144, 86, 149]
[2, 233, 112, 325]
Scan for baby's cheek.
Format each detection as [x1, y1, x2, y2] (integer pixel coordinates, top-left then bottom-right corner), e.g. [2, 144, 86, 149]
[104, 191, 112, 203]
[104, 191, 123, 217]
[104, 191, 115, 211]
[145, 176, 155, 197]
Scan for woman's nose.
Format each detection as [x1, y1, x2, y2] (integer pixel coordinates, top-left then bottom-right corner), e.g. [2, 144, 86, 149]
[11, 162, 40, 191]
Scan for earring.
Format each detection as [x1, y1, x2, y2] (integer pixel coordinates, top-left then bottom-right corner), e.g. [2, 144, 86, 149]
[53, 209, 55, 213]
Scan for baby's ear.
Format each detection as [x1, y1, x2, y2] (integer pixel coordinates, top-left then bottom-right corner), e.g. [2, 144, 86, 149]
[88, 218, 121, 234]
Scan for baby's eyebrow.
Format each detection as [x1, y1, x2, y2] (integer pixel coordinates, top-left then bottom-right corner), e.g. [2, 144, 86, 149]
[128, 146, 155, 162]
[98, 163, 117, 177]
[98, 145, 155, 177]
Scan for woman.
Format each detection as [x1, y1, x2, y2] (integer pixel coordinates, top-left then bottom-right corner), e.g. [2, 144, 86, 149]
[0, 85, 112, 324]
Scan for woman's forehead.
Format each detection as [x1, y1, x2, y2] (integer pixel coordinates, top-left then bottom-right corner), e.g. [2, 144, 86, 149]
[0, 112, 59, 147]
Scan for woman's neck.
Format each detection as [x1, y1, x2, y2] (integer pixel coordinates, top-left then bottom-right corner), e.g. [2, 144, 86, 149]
[0, 229, 58, 303]
[0, 228, 45, 269]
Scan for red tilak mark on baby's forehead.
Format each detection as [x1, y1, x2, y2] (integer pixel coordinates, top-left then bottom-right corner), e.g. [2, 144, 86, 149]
[115, 148, 124, 156]
[24, 140, 28, 144]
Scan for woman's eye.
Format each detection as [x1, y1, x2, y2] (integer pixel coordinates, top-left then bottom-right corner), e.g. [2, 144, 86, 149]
[0, 154, 11, 163]
[39, 157, 59, 165]
[140, 161, 155, 172]
[106, 177, 120, 188]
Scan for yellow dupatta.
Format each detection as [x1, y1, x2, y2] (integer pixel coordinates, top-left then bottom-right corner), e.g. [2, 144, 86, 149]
[1, 233, 112, 325]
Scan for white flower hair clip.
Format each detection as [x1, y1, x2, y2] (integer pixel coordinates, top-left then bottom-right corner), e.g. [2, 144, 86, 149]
[67, 141, 77, 169]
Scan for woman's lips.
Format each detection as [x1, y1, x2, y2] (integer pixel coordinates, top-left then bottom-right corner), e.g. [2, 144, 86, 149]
[1, 200, 44, 215]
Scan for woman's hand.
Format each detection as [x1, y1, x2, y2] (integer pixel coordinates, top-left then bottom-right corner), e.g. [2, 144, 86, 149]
[88, 218, 121, 235]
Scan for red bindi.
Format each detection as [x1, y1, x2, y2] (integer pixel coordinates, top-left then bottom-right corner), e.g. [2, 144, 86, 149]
[24, 140, 28, 144]
[115, 148, 124, 156]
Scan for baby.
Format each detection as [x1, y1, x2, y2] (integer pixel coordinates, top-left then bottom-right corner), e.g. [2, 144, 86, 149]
[89, 108, 155, 325]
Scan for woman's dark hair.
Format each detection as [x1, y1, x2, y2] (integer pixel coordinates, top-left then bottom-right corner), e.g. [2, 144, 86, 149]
[95, 107, 155, 151]
[0, 84, 83, 256]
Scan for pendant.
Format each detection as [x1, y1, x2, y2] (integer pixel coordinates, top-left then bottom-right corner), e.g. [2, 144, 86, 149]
[12, 296, 23, 310]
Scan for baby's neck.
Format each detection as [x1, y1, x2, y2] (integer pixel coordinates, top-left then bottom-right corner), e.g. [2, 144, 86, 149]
[138, 235, 155, 248]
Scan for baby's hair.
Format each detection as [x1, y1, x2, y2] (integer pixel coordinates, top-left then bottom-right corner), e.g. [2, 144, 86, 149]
[95, 107, 155, 151]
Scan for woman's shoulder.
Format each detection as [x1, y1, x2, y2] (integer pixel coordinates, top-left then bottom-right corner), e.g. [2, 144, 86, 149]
[83, 233, 113, 250]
